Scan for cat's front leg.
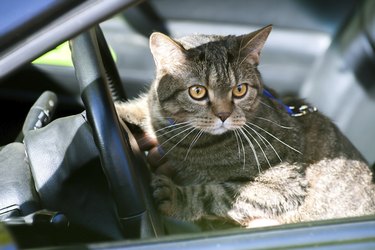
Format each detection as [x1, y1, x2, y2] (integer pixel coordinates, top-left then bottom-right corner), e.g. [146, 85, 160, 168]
[151, 175, 183, 218]
[151, 165, 308, 226]
[151, 175, 239, 222]
[151, 176, 280, 226]
[115, 94, 149, 130]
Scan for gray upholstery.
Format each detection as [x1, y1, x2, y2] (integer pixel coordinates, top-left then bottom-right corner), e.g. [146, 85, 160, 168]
[23, 113, 124, 240]
[0, 143, 40, 219]
[300, 0, 375, 164]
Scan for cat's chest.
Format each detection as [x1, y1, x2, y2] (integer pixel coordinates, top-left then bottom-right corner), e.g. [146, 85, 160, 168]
[164, 141, 259, 185]
[156, 126, 295, 185]
[172, 159, 255, 185]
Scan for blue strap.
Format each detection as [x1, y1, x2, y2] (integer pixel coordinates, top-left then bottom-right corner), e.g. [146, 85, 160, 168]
[166, 117, 175, 125]
[262, 89, 294, 115]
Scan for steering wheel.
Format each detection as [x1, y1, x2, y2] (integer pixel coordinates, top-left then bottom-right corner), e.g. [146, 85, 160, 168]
[70, 26, 163, 239]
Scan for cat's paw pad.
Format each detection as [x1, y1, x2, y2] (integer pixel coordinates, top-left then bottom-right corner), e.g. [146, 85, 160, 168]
[151, 175, 179, 216]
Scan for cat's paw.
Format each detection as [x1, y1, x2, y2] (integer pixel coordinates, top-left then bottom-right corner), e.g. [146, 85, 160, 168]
[151, 175, 180, 216]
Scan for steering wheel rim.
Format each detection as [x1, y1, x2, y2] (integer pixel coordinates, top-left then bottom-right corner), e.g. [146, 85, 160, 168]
[70, 26, 163, 239]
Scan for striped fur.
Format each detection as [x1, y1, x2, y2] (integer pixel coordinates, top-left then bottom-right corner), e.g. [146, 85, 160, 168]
[116, 25, 375, 229]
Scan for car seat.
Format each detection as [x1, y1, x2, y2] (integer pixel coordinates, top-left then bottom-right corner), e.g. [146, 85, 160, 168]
[300, 0, 375, 164]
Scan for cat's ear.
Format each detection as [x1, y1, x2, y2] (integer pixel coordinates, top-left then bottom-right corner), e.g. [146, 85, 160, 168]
[149, 32, 186, 71]
[237, 25, 272, 65]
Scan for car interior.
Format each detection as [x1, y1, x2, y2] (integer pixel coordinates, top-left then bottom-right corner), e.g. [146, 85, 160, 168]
[0, 0, 374, 248]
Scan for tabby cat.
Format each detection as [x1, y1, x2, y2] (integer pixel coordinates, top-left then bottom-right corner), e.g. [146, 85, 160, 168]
[116, 25, 375, 228]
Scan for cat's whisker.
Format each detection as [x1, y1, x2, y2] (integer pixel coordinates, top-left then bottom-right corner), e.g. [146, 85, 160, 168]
[254, 116, 293, 130]
[234, 129, 246, 169]
[244, 124, 282, 163]
[161, 128, 196, 160]
[139, 122, 190, 146]
[251, 127, 268, 148]
[236, 37, 245, 66]
[156, 123, 193, 138]
[242, 127, 271, 169]
[159, 125, 194, 147]
[238, 55, 248, 67]
[239, 128, 261, 174]
[259, 100, 275, 111]
[244, 124, 267, 149]
[247, 122, 302, 155]
[232, 130, 242, 161]
[184, 130, 204, 161]
[154, 121, 191, 134]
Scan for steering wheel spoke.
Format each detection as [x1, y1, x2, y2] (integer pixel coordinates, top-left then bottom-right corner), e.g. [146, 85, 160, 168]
[70, 26, 163, 239]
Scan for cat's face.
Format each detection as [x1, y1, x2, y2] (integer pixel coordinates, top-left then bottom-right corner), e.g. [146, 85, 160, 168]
[150, 26, 272, 135]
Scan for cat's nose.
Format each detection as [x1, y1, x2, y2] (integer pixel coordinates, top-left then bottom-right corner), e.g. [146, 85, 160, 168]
[216, 112, 231, 122]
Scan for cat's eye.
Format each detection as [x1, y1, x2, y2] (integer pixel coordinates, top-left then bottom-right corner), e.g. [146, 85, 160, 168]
[232, 83, 248, 98]
[189, 85, 207, 100]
